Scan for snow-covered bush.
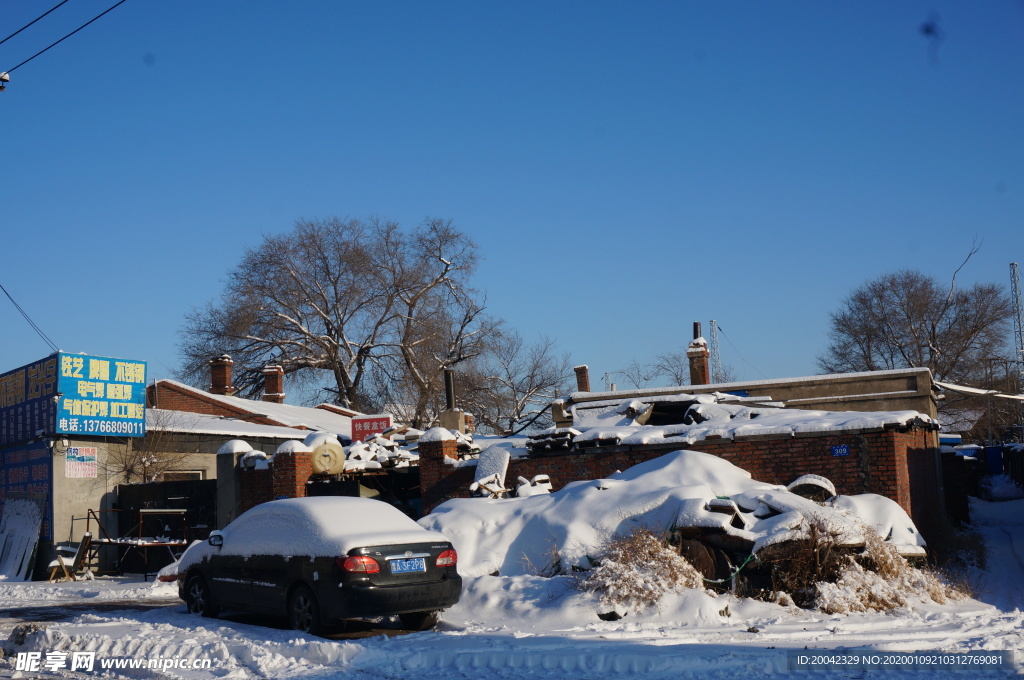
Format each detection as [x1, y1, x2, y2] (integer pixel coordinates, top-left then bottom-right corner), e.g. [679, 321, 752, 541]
[753, 516, 850, 607]
[815, 531, 956, 613]
[576, 528, 704, 611]
[756, 516, 961, 612]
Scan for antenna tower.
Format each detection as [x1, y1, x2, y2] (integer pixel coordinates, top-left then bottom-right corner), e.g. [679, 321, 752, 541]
[1011, 263, 1024, 439]
[710, 320, 724, 384]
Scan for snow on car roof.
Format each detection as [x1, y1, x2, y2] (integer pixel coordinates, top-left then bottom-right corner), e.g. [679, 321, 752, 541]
[178, 497, 449, 570]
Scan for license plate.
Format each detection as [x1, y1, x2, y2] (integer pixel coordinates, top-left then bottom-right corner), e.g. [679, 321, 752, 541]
[389, 557, 426, 574]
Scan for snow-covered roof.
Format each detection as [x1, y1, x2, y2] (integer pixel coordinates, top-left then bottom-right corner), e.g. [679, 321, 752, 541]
[936, 380, 1024, 401]
[154, 379, 358, 437]
[564, 393, 935, 448]
[145, 408, 309, 440]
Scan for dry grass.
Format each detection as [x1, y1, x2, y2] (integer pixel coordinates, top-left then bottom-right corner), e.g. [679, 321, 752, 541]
[576, 528, 704, 610]
[753, 517, 964, 613]
[815, 530, 959, 613]
[754, 518, 852, 608]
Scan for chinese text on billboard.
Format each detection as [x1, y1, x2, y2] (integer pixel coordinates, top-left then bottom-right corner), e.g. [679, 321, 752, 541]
[56, 353, 147, 437]
[0, 356, 57, 446]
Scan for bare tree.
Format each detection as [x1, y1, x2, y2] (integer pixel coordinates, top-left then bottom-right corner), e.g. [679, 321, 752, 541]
[618, 358, 657, 390]
[817, 267, 1012, 385]
[98, 411, 205, 484]
[179, 217, 496, 418]
[651, 351, 690, 386]
[458, 331, 574, 433]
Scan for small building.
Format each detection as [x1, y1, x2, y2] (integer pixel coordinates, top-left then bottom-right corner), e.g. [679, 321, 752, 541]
[0, 352, 361, 578]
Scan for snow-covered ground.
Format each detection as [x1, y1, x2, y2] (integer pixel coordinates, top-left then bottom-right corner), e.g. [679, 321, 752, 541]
[3, 465, 1023, 678]
[1, 557, 1022, 679]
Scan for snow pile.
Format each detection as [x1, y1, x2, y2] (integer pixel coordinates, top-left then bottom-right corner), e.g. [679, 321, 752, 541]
[276, 439, 312, 454]
[217, 439, 253, 455]
[421, 450, 926, 579]
[346, 434, 417, 470]
[239, 450, 270, 470]
[419, 427, 456, 442]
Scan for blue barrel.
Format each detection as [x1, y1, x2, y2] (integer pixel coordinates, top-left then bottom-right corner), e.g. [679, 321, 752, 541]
[984, 446, 1004, 475]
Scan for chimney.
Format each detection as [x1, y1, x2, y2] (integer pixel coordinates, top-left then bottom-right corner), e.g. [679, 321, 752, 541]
[686, 322, 710, 385]
[262, 364, 285, 404]
[444, 369, 456, 410]
[574, 365, 591, 392]
[208, 354, 236, 396]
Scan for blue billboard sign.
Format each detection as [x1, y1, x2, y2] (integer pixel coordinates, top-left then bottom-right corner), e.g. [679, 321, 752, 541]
[0, 356, 58, 447]
[55, 353, 147, 437]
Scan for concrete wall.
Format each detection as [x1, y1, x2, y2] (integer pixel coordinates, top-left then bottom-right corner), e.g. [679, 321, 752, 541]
[47, 438, 122, 574]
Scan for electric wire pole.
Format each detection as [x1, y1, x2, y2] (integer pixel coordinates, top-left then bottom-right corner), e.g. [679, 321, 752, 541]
[1010, 263, 1024, 441]
[710, 320, 724, 384]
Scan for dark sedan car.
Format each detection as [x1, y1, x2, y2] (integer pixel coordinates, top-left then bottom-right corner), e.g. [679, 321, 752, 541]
[177, 496, 461, 633]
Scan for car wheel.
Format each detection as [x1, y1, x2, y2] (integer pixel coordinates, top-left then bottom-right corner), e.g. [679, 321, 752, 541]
[399, 610, 439, 631]
[185, 575, 218, 618]
[289, 585, 322, 635]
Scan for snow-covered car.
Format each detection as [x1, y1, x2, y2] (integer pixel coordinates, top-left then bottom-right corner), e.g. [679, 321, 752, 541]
[177, 496, 461, 633]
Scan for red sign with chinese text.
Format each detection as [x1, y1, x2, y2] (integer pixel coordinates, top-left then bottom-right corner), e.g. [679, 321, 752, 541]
[352, 415, 392, 442]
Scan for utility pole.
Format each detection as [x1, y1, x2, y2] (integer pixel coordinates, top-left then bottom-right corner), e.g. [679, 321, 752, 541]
[1010, 263, 1024, 441]
[709, 320, 724, 384]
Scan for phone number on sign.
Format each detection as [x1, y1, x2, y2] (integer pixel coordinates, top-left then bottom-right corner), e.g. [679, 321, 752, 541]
[78, 420, 144, 435]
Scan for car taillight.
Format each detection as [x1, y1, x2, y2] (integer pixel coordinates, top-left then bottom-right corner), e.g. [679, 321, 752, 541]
[338, 555, 380, 573]
[435, 549, 457, 567]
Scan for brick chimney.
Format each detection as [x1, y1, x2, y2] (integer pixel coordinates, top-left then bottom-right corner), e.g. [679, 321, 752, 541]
[209, 354, 236, 396]
[262, 364, 285, 403]
[574, 365, 591, 392]
[686, 322, 710, 385]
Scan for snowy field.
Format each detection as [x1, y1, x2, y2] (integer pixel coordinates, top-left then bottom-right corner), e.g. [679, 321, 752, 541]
[2, 466, 1023, 678]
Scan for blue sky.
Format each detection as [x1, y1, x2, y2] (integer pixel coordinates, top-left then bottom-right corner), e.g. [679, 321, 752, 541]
[2, 1, 1022, 395]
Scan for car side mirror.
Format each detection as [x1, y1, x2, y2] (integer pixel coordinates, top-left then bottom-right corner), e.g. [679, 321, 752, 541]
[208, 531, 224, 547]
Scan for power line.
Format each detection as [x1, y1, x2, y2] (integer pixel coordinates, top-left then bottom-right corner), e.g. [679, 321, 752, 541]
[0, 0, 72, 48]
[716, 324, 769, 380]
[1, 283, 59, 353]
[4, 0, 129, 75]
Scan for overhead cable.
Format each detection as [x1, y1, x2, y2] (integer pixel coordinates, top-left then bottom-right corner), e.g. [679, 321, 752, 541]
[0, 282, 60, 353]
[4, 0, 129, 75]
[0, 0, 72, 48]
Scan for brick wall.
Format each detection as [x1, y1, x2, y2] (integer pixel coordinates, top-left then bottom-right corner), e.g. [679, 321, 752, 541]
[420, 426, 944, 542]
[239, 469, 273, 512]
[238, 447, 315, 512]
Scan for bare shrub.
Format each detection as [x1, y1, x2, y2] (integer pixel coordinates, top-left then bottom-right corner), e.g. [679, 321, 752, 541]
[576, 528, 704, 610]
[754, 518, 852, 608]
[815, 526, 962, 613]
[754, 516, 963, 612]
